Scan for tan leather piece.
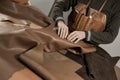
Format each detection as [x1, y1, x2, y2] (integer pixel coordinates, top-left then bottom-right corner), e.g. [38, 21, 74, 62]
[19, 50, 84, 80]
[43, 60, 83, 80]
[42, 51, 84, 80]
[9, 68, 43, 80]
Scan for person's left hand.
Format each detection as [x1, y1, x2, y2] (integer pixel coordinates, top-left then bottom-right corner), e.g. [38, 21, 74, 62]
[67, 31, 86, 43]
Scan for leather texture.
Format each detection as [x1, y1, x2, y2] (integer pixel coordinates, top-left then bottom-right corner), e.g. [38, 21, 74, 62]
[0, 14, 86, 80]
[0, 0, 119, 80]
[68, 0, 107, 32]
[9, 68, 43, 80]
[0, 0, 96, 54]
[0, 1, 94, 79]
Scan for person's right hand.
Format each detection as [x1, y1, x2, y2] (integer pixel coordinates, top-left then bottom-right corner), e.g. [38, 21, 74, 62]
[57, 21, 69, 39]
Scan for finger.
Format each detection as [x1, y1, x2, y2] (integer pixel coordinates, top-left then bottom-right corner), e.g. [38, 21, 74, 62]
[70, 37, 77, 42]
[60, 27, 64, 38]
[70, 36, 78, 42]
[67, 32, 77, 40]
[62, 28, 68, 38]
[74, 38, 81, 43]
[60, 28, 65, 38]
[61, 28, 66, 39]
[64, 29, 68, 38]
[58, 26, 61, 36]
[67, 34, 78, 42]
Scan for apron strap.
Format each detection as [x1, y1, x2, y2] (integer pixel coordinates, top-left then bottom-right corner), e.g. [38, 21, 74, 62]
[99, 0, 108, 12]
[86, 0, 108, 12]
[87, 0, 93, 7]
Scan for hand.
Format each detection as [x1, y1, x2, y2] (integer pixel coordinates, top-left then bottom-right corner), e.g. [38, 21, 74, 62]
[67, 31, 86, 43]
[57, 21, 69, 39]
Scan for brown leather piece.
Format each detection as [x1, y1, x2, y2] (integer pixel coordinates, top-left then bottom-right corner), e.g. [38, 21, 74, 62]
[0, 0, 96, 54]
[43, 58, 84, 80]
[0, 0, 53, 27]
[9, 68, 43, 80]
[27, 26, 96, 53]
[0, 16, 90, 79]
[0, 1, 92, 79]
[19, 50, 84, 80]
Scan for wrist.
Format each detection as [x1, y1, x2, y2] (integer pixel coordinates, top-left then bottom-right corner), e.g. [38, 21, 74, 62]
[55, 17, 65, 26]
[82, 31, 86, 39]
[57, 21, 66, 28]
[57, 20, 64, 26]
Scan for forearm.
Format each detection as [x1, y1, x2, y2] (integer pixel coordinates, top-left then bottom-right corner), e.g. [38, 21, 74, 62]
[86, 15, 120, 44]
[88, 30, 119, 44]
[86, 1, 120, 44]
[52, 0, 72, 22]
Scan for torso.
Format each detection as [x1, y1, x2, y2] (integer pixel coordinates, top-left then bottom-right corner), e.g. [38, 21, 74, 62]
[74, 0, 116, 25]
